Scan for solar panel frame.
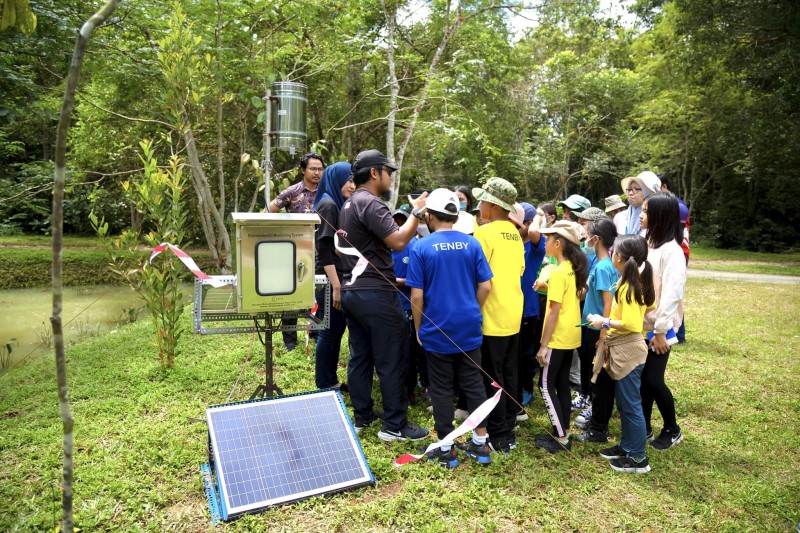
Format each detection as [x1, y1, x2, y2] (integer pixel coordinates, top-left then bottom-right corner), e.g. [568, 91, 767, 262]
[206, 389, 374, 520]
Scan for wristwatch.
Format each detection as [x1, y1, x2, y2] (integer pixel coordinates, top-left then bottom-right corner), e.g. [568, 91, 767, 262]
[602, 318, 611, 330]
[412, 209, 424, 220]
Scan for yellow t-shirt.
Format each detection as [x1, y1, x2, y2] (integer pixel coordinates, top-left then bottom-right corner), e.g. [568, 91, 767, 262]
[609, 281, 653, 336]
[542, 260, 581, 349]
[474, 219, 525, 336]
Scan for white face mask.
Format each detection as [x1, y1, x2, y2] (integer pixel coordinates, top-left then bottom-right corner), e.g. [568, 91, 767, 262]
[417, 223, 430, 237]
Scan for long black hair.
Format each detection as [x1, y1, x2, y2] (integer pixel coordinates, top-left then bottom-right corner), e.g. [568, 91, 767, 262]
[644, 192, 681, 249]
[554, 235, 589, 297]
[613, 234, 655, 307]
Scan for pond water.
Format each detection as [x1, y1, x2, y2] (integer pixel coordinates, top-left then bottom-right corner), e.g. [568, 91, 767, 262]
[0, 285, 147, 370]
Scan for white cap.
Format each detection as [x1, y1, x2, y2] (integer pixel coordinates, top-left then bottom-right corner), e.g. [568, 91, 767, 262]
[426, 188, 459, 216]
[453, 211, 475, 234]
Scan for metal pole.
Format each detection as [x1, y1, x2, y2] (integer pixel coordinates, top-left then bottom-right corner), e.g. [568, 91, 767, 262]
[263, 89, 272, 210]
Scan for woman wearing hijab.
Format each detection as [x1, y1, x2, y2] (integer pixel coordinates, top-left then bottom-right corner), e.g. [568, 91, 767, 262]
[313, 162, 356, 390]
[614, 171, 661, 237]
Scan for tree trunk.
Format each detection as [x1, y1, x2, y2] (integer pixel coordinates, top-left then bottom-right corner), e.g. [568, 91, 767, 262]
[215, 0, 225, 225]
[183, 126, 233, 272]
[52, 4, 122, 531]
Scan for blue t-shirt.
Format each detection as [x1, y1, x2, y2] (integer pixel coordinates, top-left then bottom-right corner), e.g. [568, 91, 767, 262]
[392, 239, 416, 311]
[582, 257, 619, 328]
[521, 238, 547, 318]
[406, 230, 493, 354]
[584, 247, 598, 273]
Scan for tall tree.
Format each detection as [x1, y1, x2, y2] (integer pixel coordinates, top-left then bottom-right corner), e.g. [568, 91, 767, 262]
[52, 3, 121, 531]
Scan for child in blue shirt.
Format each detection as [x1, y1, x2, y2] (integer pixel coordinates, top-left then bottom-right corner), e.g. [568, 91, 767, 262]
[407, 189, 493, 468]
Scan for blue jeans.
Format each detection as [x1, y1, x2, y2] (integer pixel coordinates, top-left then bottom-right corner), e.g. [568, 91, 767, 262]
[615, 364, 646, 457]
[342, 290, 409, 432]
[314, 288, 348, 389]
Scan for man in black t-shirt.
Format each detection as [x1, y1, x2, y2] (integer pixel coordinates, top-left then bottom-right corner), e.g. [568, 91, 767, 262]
[338, 149, 429, 442]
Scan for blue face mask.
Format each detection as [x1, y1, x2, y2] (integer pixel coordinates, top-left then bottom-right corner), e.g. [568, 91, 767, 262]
[459, 201, 468, 211]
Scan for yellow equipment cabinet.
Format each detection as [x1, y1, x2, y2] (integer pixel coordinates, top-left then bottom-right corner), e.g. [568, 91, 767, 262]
[232, 212, 320, 313]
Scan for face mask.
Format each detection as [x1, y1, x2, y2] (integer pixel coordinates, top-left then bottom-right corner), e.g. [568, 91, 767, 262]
[540, 217, 548, 229]
[459, 201, 468, 211]
[417, 223, 430, 237]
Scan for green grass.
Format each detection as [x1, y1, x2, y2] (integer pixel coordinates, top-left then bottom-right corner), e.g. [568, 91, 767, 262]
[0, 278, 798, 531]
[0, 235, 106, 248]
[690, 244, 800, 276]
[0, 236, 217, 289]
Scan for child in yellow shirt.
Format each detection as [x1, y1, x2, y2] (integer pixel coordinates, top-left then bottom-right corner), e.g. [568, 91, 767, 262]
[535, 220, 588, 453]
[588, 234, 655, 473]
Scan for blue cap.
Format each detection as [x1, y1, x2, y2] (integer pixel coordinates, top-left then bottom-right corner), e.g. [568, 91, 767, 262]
[520, 202, 537, 222]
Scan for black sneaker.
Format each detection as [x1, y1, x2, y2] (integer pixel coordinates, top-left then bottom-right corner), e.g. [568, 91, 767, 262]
[488, 435, 511, 455]
[536, 437, 571, 454]
[464, 441, 492, 465]
[609, 454, 651, 474]
[427, 447, 459, 469]
[599, 444, 626, 460]
[377, 423, 430, 442]
[574, 429, 608, 443]
[353, 411, 382, 434]
[536, 432, 556, 445]
[651, 427, 683, 450]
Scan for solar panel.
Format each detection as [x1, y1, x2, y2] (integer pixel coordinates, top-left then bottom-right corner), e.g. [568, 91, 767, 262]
[204, 390, 374, 520]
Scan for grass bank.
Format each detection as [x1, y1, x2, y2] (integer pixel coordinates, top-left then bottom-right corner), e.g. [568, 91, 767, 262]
[0, 236, 216, 289]
[691, 244, 800, 276]
[0, 278, 798, 531]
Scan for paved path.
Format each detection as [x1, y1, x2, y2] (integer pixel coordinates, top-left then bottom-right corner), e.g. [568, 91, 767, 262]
[687, 268, 800, 285]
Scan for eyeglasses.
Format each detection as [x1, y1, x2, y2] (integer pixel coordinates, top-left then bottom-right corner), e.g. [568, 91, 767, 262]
[626, 187, 642, 194]
[307, 166, 324, 173]
[382, 166, 396, 177]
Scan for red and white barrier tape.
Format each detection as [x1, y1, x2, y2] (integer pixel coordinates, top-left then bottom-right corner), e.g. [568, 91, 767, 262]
[334, 231, 368, 286]
[149, 243, 229, 288]
[393, 382, 502, 466]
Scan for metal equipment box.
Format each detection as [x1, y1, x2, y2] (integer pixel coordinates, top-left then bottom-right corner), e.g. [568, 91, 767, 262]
[232, 212, 320, 313]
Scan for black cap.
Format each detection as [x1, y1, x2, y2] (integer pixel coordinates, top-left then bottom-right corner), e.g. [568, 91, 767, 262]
[352, 149, 398, 174]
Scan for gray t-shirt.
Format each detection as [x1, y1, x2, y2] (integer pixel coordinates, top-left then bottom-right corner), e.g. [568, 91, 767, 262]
[338, 188, 399, 291]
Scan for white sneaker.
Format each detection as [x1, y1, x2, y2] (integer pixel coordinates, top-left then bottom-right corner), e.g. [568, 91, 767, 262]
[575, 405, 592, 425]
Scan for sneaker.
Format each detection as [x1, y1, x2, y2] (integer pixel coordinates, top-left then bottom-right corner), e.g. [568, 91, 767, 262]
[609, 454, 651, 474]
[571, 394, 590, 412]
[377, 423, 430, 442]
[464, 441, 492, 465]
[536, 432, 555, 444]
[645, 429, 654, 442]
[575, 405, 592, 425]
[521, 389, 534, 407]
[536, 437, 571, 454]
[353, 412, 381, 434]
[488, 435, 511, 455]
[651, 427, 683, 450]
[599, 444, 626, 460]
[574, 429, 608, 443]
[453, 408, 469, 420]
[515, 409, 529, 422]
[508, 433, 517, 450]
[427, 446, 459, 469]
[574, 417, 590, 430]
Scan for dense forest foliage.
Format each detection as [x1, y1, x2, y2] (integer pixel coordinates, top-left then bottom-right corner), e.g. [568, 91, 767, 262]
[1, 0, 798, 256]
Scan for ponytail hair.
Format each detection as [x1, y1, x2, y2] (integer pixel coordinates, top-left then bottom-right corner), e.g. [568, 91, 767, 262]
[554, 235, 589, 297]
[613, 234, 655, 307]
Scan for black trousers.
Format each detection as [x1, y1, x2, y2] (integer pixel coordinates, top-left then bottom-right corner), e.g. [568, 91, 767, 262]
[578, 327, 601, 396]
[481, 334, 519, 438]
[588, 367, 615, 434]
[342, 290, 409, 432]
[641, 347, 678, 433]
[517, 316, 538, 398]
[427, 348, 486, 438]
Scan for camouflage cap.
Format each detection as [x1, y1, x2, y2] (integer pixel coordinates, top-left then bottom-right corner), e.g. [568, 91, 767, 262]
[575, 207, 609, 221]
[472, 177, 517, 212]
